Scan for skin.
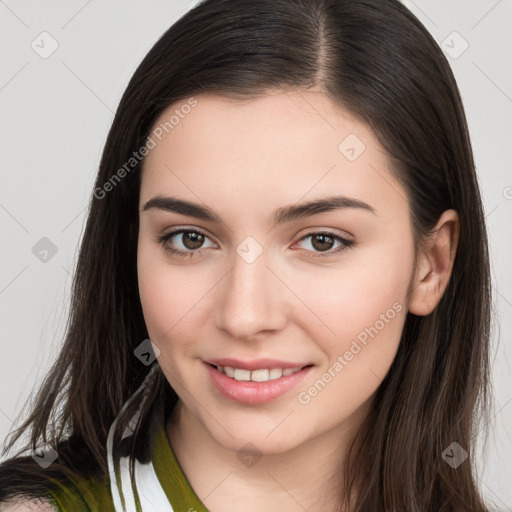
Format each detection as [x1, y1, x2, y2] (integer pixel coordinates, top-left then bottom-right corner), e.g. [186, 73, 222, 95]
[137, 89, 459, 512]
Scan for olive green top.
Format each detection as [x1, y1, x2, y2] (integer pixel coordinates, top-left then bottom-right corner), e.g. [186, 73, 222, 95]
[45, 417, 209, 512]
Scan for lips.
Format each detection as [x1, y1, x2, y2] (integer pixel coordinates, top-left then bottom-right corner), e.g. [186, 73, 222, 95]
[204, 359, 313, 405]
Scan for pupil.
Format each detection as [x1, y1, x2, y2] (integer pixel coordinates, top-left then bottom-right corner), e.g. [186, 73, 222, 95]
[184, 232, 204, 249]
[312, 234, 333, 251]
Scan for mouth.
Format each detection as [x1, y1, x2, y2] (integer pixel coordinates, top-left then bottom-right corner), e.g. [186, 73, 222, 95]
[207, 363, 311, 382]
[204, 360, 314, 404]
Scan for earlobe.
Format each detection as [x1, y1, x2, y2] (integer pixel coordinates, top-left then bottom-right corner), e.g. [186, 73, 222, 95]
[408, 209, 460, 316]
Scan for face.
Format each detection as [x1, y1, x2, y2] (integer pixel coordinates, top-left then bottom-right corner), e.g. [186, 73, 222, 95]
[137, 89, 415, 455]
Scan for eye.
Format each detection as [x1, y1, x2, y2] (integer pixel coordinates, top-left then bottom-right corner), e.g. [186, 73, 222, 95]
[157, 228, 354, 260]
[157, 228, 216, 258]
[295, 231, 354, 258]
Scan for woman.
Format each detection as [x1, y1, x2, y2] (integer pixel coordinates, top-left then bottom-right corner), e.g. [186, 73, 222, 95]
[0, 0, 492, 510]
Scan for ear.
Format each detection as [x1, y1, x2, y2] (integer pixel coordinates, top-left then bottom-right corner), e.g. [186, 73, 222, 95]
[408, 209, 460, 316]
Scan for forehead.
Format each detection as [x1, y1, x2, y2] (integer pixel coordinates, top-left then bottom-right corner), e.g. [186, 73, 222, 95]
[139, 90, 409, 224]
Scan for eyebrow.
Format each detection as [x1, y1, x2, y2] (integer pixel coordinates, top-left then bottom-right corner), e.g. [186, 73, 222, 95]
[142, 194, 376, 225]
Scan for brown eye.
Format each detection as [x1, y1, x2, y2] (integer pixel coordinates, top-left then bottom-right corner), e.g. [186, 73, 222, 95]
[181, 231, 205, 249]
[296, 231, 354, 258]
[311, 234, 335, 251]
[157, 228, 216, 259]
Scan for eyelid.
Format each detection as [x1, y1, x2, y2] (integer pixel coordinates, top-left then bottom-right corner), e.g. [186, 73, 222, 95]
[157, 225, 216, 241]
[157, 226, 217, 251]
[293, 231, 354, 257]
[295, 225, 354, 242]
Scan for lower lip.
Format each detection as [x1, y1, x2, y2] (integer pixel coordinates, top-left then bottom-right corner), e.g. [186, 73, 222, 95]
[204, 363, 313, 405]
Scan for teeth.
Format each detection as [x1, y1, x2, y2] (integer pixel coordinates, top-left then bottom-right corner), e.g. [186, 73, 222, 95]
[269, 368, 283, 380]
[233, 368, 251, 381]
[217, 365, 303, 382]
[223, 366, 235, 378]
[251, 369, 269, 382]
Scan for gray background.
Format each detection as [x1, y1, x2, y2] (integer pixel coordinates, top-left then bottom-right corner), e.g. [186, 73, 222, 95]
[1, 0, 511, 509]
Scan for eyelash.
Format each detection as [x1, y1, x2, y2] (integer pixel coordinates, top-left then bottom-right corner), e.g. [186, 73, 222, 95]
[157, 228, 354, 260]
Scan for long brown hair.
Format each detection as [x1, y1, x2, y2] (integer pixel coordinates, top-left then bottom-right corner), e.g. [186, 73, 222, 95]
[0, 0, 492, 510]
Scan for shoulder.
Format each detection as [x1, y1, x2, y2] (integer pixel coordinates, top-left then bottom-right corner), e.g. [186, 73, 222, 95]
[0, 453, 113, 512]
[0, 472, 113, 512]
[0, 497, 57, 511]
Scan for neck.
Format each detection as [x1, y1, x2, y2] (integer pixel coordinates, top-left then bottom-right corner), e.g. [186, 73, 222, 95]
[166, 400, 367, 512]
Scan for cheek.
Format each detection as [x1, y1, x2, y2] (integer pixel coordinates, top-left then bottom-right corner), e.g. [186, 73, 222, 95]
[303, 278, 404, 340]
[293, 242, 413, 367]
[137, 243, 201, 347]
[294, 262, 409, 417]
[137, 244, 227, 386]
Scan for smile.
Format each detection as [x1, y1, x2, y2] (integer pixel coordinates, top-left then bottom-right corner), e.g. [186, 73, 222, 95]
[204, 361, 313, 404]
[214, 365, 304, 382]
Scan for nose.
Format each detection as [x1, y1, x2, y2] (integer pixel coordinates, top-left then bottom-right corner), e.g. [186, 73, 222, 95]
[214, 245, 289, 340]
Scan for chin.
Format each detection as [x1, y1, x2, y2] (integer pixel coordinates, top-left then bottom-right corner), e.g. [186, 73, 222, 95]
[205, 417, 308, 456]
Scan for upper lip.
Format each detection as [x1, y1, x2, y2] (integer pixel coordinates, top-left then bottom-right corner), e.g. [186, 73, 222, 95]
[205, 358, 312, 371]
